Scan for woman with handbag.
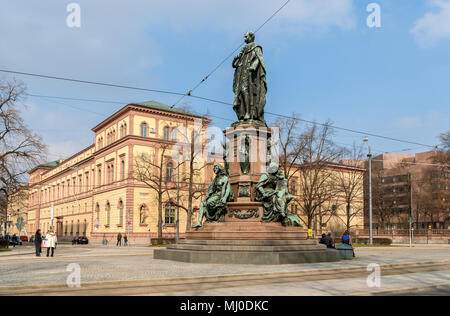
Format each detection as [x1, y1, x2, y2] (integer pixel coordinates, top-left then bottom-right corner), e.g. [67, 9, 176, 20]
[34, 229, 43, 257]
[45, 229, 58, 257]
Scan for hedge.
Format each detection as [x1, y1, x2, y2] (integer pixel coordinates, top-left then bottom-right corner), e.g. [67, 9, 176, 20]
[354, 238, 392, 245]
[0, 239, 9, 249]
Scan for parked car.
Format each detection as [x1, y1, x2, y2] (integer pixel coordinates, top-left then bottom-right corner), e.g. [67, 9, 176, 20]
[20, 236, 28, 242]
[72, 236, 89, 245]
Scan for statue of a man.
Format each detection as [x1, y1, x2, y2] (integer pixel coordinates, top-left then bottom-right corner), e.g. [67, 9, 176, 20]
[193, 164, 234, 228]
[232, 32, 267, 125]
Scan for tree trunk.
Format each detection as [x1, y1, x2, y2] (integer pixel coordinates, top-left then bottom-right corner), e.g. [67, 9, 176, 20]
[157, 193, 163, 240]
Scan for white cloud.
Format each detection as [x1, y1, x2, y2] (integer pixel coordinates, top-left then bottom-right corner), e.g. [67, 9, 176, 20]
[0, 0, 356, 160]
[411, 0, 450, 46]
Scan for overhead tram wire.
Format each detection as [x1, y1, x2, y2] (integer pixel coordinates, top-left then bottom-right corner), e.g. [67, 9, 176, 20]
[0, 69, 187, 97]
[0, 69, 233, 107]
[170, 0, 292, 109]
[25, 92, 234, 123]
[24, 92, 437, 149]
[0, 69, 435, 149]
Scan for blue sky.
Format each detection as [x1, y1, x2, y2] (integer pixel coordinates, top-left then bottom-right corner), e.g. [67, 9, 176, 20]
[0, 0, 449, 160]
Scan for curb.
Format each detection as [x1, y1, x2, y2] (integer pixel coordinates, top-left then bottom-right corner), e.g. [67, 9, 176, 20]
[362, 284, 450, 296]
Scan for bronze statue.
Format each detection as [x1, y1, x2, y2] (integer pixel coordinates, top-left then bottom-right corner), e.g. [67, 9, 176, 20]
[232, 32, 267, 125]
[239, 135, 250, 175]
[193, 164, 234, 228]
[255, 163, 301, 226]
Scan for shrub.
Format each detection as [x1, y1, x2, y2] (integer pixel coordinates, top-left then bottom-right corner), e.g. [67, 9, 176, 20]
[354, 238, 392, 245]
[0, 239, 9, 249]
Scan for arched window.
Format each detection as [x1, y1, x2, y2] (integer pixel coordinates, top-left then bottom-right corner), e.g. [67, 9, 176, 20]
[121, 159, 126, 180]
[118, 200, 124, 226]
[171, 128, 178, 141]
[95, 203, 100, 224]
[123, 123, 127, 136]
[163, 126, 170, 140]
[290, 181, 297, 195]
[141, 123, 148, 138]
[139, 204, 148, 225]
[83, 219, 87, 236]
[166, 163, 174, 182]
[106, 202, 111, 226]
[120, 125, 124, 138]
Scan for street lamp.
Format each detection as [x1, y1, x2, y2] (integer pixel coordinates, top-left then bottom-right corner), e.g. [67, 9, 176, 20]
[363, 137, 373, 245]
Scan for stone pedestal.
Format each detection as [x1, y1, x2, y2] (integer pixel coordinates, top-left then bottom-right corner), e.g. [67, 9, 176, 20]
[225, 124, 271, 202]
[154, 124, 340, 265]
[154, 239, 340, 265]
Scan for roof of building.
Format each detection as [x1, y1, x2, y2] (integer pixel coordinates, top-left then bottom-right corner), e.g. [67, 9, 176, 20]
[28, 160, 63, 175]
[92, 100, 210, 133]
[38, 161, 62, 168]
[129, 101, 207, 120]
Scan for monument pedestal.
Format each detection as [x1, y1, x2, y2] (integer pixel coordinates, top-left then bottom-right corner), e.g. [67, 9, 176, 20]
[154, 239, 340, 265]
[154, 124, 340, 264]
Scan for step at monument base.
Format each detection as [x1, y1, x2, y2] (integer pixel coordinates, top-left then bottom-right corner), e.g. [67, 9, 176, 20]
[154, 239, 340, 265]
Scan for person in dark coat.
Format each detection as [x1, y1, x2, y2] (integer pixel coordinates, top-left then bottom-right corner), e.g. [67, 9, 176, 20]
[325, 232, 335, 249]
[123, 234, 128, 246]
[319, 233, 327, 246]
[34, 229, 43, 257]
[116, 233, 122, 247]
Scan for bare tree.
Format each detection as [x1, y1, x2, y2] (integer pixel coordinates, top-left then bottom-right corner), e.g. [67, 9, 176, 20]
[0, 79, 46, 226]
[333, 144, 366, 232]
[293, 122, 343, 229]
[134, 145, 178, 241]
[166, 120, 211, 231]
[440, 131, 450, 151]
[317, 198, 340, 235]
[272, 114, 305, 184]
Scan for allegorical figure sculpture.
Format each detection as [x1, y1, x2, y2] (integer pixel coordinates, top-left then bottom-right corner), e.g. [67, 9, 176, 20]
[239, 135, 251, 175]
[193, 164, 234, 228]
[255, 163, 301, 226]
[232, 32, 267, 125]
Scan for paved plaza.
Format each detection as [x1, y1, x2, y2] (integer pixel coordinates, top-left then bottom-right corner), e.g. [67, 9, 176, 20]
[0, 244, 449, 295]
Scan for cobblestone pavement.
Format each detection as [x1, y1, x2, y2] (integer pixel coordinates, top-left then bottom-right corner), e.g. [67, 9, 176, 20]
[0, 245, 449, 295]
[151, 270, 450, 296]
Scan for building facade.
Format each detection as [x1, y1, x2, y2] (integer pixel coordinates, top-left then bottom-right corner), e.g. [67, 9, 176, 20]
[27, 102, 211, 243]
[364, 151, 450, 230]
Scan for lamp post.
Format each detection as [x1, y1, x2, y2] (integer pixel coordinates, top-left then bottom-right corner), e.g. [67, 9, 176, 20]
[408, 173, 414, 248]
[176, 155, 181, 243]
[363, 137, 373, 245]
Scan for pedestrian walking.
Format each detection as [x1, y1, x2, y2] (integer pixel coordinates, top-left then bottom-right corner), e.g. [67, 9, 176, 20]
[117, 233, 122, 247]
[34, 229, 43, 257]
[45, 230, 58, 257]
[123, 234, 128, 246]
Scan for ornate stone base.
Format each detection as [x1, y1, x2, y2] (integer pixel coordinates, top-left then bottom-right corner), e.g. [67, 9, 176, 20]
[153, 239, 340, 265]
[185, 221, 308, 240]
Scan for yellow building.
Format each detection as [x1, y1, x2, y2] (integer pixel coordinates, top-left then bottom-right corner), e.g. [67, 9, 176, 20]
[287, 162, 365, 234]
[2, 187, 29, 237]
[27, 102, 211, 243]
